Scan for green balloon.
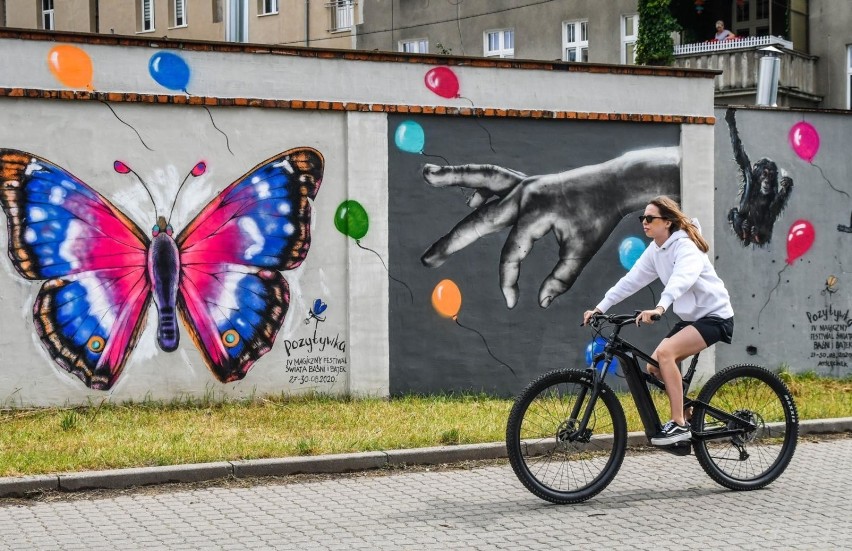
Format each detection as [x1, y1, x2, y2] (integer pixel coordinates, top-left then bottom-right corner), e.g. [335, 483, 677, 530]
[334, 200, 369, 240]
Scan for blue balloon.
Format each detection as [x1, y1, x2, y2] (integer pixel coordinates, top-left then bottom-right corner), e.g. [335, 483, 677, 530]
[394, 120, 425, 154]
[149, 52, 191, 92]
[618, 236, 647, 271]
[585, 336, 619, 374]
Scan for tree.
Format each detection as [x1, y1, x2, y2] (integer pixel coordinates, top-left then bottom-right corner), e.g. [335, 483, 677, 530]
[635, 0, 681, 66]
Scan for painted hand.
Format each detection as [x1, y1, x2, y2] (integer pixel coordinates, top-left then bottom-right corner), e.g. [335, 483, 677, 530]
[421, 147, 681, 309]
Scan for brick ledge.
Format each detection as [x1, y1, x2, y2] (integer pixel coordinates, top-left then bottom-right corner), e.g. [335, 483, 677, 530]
[0, 88, 716, 125]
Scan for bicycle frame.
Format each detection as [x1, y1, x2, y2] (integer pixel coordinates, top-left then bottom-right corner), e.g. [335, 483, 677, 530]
[581, 315, 758, 452]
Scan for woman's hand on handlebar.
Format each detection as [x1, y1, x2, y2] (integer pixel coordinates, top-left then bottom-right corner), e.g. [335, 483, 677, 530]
[636, 307, 664, 326]
[582, 309, 602, 326]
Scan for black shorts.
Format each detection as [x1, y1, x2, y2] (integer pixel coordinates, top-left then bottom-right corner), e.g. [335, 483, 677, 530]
[665, 316, 734, 347]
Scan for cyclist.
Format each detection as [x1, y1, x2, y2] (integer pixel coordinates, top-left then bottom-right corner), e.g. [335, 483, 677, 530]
[582, 196, 734, 446]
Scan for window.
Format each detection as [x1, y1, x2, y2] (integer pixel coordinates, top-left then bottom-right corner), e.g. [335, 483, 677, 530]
[848, 46, 852, 110]
[227, 0, 248, 42]
[138, 0, 154, 32]
[259, 0, 278, 15]
[733, 0, 770, 37]
[400, 39, 428, 54]
[330, 0, 354, 31]
[484, 29, 514, 58]
[171, 0, 187, 27]
[563, 20, 588, 62]
[621, 14, 638, 64]
[41, 0, 54, 30]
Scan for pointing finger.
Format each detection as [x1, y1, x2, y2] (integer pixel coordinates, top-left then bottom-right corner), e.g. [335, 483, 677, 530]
[423, 164, 526, 194]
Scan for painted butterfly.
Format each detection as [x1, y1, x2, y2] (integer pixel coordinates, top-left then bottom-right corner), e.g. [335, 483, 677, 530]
[0, 148, 323, 390]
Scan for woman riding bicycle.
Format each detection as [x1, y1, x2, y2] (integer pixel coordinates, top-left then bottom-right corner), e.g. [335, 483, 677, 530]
[582, 196, 734, 446]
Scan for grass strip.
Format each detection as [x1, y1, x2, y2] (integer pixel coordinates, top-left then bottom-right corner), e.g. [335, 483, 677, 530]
[0, 371, 848, 477]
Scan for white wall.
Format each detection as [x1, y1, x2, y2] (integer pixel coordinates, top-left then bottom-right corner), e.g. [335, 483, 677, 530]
[0, 33, 717, 405]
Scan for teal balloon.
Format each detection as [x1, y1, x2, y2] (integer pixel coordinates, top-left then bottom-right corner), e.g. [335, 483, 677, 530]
[618, 236, 646, 270]
[394, 120, 425, 154]
[334, 200, 369, 240]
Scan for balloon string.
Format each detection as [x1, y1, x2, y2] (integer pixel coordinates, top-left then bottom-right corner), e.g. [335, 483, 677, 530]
[98, 100, 154, 151]
[355, 240, 414, 304]
[454, 318, 517, 378]
[459, 96, 496, 153]
[202, 104, 234, 156]
[421, 151, 449, 165]
[758, 263, 789, 327]
[812, 162, 849, 198]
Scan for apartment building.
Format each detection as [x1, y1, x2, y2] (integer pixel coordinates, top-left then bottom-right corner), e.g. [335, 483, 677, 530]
[356, 0, 640, 65]
[355, 0, 850, 110]
[2, 0, 359, 48]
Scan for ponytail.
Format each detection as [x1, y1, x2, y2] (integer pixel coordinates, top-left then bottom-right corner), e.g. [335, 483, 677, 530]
[649, 196, 709, 253]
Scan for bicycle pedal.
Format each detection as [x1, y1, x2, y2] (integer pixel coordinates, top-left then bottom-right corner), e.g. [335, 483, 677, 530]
[659, 441, 692, 457]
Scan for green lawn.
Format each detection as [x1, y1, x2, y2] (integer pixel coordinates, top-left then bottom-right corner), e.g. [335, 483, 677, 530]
[0, 371, 848, 477]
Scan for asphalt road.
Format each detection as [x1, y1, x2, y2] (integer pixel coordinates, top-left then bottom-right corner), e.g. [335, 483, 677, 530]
[0, 435, 849, 550]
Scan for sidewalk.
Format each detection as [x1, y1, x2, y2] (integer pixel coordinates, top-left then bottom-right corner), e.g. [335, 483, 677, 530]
[2, 417, 849, 498]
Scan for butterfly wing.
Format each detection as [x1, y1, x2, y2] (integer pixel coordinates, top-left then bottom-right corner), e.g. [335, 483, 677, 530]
[176, 148, 323, 382]
[0, 150, 151, 389]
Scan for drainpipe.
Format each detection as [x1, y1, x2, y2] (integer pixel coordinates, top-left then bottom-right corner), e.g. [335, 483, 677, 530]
[305, 0, 310, 47]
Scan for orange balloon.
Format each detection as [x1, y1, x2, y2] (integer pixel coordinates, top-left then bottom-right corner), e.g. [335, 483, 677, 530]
[47, 45, 94, 90]
[432, 279, 462, 319]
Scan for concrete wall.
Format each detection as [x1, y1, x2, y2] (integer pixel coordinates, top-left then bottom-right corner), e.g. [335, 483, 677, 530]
[0, 30, 715, 405]
[808, 0, 852, 110]
[714, 105, 852, 378]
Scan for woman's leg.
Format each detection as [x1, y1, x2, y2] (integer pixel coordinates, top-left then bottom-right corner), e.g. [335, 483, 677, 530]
[651, 326, 707, 425]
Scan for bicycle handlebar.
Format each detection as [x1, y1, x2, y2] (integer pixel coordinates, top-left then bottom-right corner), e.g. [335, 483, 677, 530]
[583, 311, 661, 328]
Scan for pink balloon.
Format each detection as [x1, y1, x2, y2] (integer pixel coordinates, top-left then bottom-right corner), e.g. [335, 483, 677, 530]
[788, 121, 820, 163]
[424, 66, 460, 99]
[786, 219, 815, 265]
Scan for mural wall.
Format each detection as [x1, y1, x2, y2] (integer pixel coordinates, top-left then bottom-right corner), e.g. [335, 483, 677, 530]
[714, 107, 852, 377]
[0, 98, 351, 406]
[388, 115, 683, 395]
[0, 31, 719, 405]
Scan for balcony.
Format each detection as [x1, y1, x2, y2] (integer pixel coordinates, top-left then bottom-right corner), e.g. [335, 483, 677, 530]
[673, 35, 821, 107]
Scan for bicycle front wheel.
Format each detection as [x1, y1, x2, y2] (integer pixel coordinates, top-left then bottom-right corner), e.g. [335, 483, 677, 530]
[693, 364, 798, 491]
[506, 369, 627, 504]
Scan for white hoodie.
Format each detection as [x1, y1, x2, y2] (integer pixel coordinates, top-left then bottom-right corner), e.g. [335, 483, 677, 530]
[596, 221, 734, 321]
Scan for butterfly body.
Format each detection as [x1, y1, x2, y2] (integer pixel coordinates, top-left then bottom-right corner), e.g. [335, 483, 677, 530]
[148, 216, 180, 352]
[0, 148, 323, 390]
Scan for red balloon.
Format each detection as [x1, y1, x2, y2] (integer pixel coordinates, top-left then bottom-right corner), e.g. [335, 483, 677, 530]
[424, 66, 460, 99]
[788, 121, 820, 163]
[786, 219, 815, 265]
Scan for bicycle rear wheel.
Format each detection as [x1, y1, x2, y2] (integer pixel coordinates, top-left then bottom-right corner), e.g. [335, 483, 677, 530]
[506, 369, 627, 504]
[693, 364, 798, 491]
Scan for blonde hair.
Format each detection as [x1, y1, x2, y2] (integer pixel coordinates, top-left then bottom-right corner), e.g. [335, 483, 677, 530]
[649, 195, 710, 253]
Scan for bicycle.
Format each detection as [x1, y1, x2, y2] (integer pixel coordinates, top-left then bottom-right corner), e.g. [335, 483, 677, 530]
[506, 311, 799, 504]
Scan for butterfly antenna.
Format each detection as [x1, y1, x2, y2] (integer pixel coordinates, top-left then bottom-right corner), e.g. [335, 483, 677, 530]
[167, 161, 207, 224]
[114, 161, 158, 220]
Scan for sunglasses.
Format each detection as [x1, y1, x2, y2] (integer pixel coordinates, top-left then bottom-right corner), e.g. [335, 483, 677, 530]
[638, 215, 666, 224]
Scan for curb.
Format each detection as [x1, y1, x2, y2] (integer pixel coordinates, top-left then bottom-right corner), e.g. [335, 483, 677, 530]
[1, 417, 849, 498]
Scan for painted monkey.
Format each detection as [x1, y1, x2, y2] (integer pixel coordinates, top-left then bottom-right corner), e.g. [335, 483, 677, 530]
[725, 107, 793, 246]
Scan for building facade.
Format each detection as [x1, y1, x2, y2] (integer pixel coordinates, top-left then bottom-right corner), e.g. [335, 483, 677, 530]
[2, 0, 359, 48]
[356, 0, 641, 65]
